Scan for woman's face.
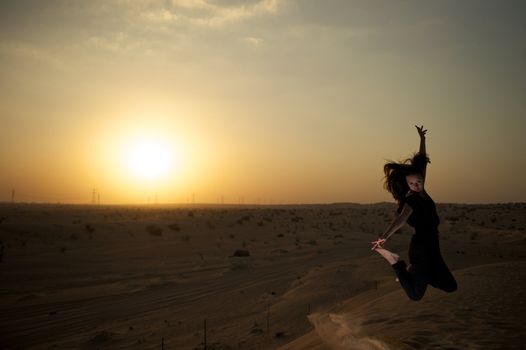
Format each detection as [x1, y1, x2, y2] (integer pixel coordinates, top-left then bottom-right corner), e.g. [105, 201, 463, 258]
[406, 173, 424, 193]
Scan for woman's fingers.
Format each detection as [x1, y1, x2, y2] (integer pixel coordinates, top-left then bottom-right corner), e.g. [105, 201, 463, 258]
[415, 125, 427, 136]
[371, 238, 386, 250]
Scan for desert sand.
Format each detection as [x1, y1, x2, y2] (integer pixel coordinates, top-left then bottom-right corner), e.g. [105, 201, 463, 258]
[0, 202, 525, 349]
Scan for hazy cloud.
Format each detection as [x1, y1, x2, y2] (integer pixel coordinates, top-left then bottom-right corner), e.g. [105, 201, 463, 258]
[0, 42, 65, 70]
[137, 0, 284, 26]
[245, 36, 265, 47]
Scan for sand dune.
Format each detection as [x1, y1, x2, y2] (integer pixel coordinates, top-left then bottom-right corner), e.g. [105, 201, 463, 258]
[284, 261, 526, 349]
[0, 202, 524, 349]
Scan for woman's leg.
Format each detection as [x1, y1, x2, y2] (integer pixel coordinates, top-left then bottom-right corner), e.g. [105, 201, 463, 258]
[392, 259, 429, 301]
[375, 248, 428, 301]
[429, 256, 457, 293]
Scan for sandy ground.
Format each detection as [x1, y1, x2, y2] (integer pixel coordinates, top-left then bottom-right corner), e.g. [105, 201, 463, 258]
[0, 202, 525, 349]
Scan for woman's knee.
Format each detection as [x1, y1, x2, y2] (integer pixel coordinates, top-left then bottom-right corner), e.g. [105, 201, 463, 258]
[406, 285, 427, 301]
[443, 280, 458, 293]
[408, 293, 424, 301]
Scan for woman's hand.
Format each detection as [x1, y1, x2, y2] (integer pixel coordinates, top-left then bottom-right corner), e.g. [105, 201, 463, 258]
[371, 238, 386, 250]
[415, 125, 427, 139]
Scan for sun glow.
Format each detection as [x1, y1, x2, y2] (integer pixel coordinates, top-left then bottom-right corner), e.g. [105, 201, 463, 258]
[126, 138, 173, 180]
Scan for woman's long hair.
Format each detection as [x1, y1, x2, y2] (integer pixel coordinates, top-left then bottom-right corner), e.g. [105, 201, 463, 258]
[383, 153, 430, 202]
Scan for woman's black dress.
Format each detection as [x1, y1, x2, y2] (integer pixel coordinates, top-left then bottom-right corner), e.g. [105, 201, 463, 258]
[393, 190, 457, 300]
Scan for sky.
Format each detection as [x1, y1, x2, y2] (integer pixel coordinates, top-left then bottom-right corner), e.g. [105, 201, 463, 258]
[1, 0, 525, 205]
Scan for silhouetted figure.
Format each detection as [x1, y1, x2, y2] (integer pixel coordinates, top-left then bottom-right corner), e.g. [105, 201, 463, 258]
[372, 125, 457, 301]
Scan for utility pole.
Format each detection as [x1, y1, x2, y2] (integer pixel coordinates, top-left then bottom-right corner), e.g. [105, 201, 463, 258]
[11, 189, 15, 204]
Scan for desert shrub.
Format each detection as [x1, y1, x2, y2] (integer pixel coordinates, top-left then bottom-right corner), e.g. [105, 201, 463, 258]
[146, 225, 163, 236]
[85, 224, 95, 233]
[237, 215, 252, 225]
[231, 249, 250, 257]
[180, 234, 190, 242]
[168, 223, 180, 232]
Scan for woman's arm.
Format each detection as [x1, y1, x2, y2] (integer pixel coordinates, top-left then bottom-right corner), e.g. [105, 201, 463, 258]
[381, 204, 413, 240]
[371, 204, 413, 250]
[415, 125, 428, 180]
[416, 125, 427, 155]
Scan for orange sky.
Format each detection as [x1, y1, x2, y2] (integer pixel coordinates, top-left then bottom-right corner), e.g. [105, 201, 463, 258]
[1, 1, 525, 204]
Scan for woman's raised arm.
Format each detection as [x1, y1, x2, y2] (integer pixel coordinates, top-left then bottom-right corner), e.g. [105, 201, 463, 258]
[415, 125, 428, 180]
[415, 125, 427, 155]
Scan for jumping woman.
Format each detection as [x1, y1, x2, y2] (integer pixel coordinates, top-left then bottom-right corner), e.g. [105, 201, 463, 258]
[372, 125, 457, 301]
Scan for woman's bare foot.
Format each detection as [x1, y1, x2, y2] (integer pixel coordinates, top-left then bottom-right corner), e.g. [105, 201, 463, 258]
[374, 248, 400, 265]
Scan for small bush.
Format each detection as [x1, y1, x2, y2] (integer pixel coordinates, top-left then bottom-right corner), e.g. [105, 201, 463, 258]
[168, 223, 180, 232]
[231, 249, 250, 257]
[146, 225, 163, 236]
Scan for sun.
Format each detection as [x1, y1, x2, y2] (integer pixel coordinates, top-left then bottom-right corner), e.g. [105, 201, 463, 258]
[126, 138, 173, 180]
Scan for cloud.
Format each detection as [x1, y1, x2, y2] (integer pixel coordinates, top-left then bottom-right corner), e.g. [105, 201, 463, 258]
[163, 0, 283, 27]
[0, 42, 66, 71]
[245, 36, 264, 47]
[143, 9, 180, 23]
[86, 32, 133, 52]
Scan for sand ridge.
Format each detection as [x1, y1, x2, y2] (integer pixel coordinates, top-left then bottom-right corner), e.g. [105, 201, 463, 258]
[287, 261, 526, 350]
